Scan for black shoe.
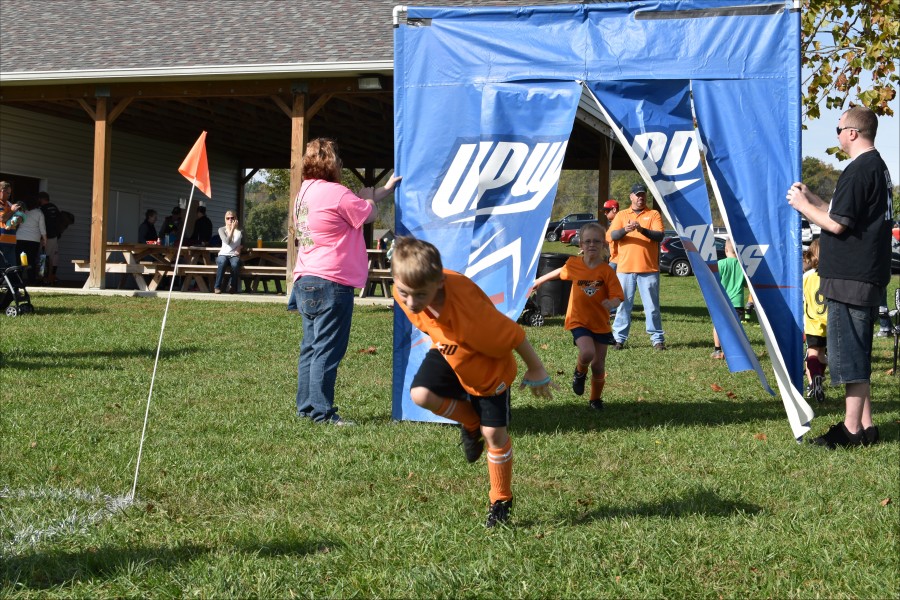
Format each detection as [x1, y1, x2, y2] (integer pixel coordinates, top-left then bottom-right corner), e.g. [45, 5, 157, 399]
[485, 498, 513, 528]
[861, 425, 880, 447]
[809, 422, 862, 450]
[589, 399, 604, 411]
[460, 426, 484, 463]
[653, 342, 667, 351]
[812, 375, 826, 404]
[572, 369, 587, 396]
[613, 342, 625, 350]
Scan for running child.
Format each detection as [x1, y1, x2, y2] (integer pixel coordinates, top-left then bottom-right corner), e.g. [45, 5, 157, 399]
[391, 236, 555, 528]
[532, 222, 624, 410]
[710, 238, 746, 360]
[803, 239, 827, 403]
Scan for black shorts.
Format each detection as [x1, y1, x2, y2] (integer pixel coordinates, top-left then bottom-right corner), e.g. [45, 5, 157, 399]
[806, 334, 826, 349]
[571, 327, 615, 346]
[411, 348, 511, 427]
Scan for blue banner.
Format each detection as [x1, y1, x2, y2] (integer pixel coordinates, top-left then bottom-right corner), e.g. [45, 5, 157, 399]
[586, 80, 772, 389]
[394, 1, 810, 437]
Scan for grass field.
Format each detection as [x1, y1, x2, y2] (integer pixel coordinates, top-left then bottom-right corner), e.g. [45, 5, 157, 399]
[1, 271, 898, 598]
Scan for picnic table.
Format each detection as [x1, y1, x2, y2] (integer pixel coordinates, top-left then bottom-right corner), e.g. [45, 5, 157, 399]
[359, 248, 392, 298]
[73, 243, 290, 293]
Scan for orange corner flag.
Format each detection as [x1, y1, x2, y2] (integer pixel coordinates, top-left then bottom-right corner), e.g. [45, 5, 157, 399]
[178, 131, 211, 198]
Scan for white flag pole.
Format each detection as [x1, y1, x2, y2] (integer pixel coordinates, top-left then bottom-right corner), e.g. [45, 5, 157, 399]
[129, 181, 199, 502]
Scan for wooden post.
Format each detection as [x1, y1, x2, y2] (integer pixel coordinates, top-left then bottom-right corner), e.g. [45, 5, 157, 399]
[597, 136, 613, 226]
[363, 166, 376, 248]
[286, 92, 307, 286]
[88, 98, 112, 289]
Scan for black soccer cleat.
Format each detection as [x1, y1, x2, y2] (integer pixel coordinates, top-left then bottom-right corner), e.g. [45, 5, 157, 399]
[485, 498, 513, 528]
[459, 425, 484, 463]
[572, 369, 587, 396]
[809, 422, 862, 450]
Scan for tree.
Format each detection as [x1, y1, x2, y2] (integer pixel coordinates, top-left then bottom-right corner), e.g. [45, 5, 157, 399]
[801, 1, 899, 157]
[801, 156, 842, 201]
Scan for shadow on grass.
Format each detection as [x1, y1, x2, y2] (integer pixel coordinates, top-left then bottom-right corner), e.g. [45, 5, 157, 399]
[514, 398, 789, 434]
[0, 346, 202, 370]
[558, 486, 763, 524]
[26, 305, 104, 316]
[1, 536, 342, 590]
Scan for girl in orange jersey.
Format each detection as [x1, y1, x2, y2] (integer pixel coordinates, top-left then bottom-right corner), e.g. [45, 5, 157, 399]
[532, 222, 624, 410]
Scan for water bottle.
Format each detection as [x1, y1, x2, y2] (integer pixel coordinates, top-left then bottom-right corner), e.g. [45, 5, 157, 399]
[19, 251, 28, 267]
[257, 236, 263, 248]
[118, 236, 124, 243]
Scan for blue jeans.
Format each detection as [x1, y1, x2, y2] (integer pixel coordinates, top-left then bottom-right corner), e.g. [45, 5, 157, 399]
[612, 271, 664, 344]
[214, 255, 241, 291]
[826, 299, 876, 385]
[295, 276, 355, 422]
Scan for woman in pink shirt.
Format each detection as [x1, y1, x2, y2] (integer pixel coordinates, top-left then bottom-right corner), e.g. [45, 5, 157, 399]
[293, 138, 401, 425]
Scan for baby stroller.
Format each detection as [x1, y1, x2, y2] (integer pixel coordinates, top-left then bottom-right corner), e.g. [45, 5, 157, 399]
[517, 292, 544, 327]
[0, 254, 34, 317]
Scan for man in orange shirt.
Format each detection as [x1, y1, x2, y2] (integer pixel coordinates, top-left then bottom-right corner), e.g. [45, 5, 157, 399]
[392, 236, 554, 528]
[608, 184, 666, 350]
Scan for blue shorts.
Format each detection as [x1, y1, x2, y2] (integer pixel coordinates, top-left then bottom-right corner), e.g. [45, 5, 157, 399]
[571, 327, 615, 346]
[826, 299, 877, 385]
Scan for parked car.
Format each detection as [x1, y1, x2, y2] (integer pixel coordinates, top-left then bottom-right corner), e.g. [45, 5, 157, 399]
[801, 218, 821, 244]
[552, 218, 599, 244]
[892, 235, 900, 274]
[659, 235, 727, 276]
[546, 212, 594, 241]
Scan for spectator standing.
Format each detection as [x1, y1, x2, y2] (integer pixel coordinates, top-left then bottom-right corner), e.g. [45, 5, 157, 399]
[138, 210, 159, 243]
[292, 138, 401, 425]
[532, 222, 623, 410]
[710, 239, 746, 360]
[14, 197, 46, 284]
[391, 236, 554, 527]
[608, 183, 666, 350]
[214, 210, 243, 294]
[38, 192, 60, 284]
[802, 239, 827, 403]
[0, 181, 22, 267]
[787, 105, 893, 449]
[191, 205, 213, 245]
[603, 199, 620, 319]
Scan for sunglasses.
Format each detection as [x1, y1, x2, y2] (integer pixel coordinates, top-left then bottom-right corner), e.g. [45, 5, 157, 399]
[836, 126, 859, 135]
[225, 217, 236, 220]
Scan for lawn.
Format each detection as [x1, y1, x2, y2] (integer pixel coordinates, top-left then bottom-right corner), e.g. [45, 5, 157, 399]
[1, 273, 898, 598]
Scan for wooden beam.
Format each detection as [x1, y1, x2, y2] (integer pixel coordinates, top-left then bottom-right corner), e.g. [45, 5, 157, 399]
[305, 93, 333, 121]
[241, 168, 259, 185]
[597, 137, 613, 223]
[76, 98, 96, 121]
[107, 97, 132, 124]
[88, 98, 111, 289]
[287, 93, 307, 284]
[270, 94, 292, 119]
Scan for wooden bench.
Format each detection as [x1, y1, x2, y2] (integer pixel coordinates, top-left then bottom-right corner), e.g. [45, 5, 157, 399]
[72, 259, 160, 276]
[360, 268, 393, 298]
[172, 263, 286, 294]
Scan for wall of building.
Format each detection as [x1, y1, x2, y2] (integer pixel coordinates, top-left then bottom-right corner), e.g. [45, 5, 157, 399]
[0, 104, 240, 281]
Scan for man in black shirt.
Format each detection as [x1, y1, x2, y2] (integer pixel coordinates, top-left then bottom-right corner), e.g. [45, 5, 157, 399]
[38, 191, 60, 284]
[138, 209, 159, 244]
[191, 205, 213, 245]
[787, 106, 893, 449]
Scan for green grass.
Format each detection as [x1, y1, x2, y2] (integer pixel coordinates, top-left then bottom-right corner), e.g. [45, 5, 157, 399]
[1, 276, 898, 598]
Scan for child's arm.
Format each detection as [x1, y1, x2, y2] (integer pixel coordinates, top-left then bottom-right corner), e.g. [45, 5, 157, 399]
[515, 338, 556, 398]
[531, 266, 563, 294]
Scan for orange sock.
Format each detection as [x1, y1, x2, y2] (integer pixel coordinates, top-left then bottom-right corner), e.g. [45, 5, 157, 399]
[590, 373, 606, 401]
[436, 397, 480, 432]
[487, 439, 513, 503]
[576, 360, 589, 375]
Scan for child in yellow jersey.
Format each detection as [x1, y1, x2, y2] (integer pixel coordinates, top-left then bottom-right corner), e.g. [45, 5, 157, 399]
[803, 239, 827, 403]
[391, 236, 555, 528]
[532, 223, 624, 410]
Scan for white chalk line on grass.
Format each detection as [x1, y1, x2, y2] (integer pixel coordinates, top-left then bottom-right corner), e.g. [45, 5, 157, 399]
[0, 486, 134, 555]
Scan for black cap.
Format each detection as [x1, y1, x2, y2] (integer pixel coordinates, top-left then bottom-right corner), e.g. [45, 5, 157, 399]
[631, 184, 647, 195]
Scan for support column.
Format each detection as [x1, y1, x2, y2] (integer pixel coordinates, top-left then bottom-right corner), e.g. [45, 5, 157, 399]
[286, 92, 307, 285]
[597, 136, 613, 227]
[88, 97, 112, 289]
[363, 166, 376, 248]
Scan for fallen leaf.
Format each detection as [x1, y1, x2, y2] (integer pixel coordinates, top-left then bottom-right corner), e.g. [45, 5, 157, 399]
[754, 433, 767, 441]
[556, 369, 565, 375]
[880, 498, 891, 507]
[358, 346, 377, 355]
[711, 383, 724, 392]
[407, 471, 415, 479]
[541, 344, 549, 350]
[29, 441, 37, 448]
[726, 391, 737, 399]
[887, 368, 895, 376]
[615, 576, 621, 583]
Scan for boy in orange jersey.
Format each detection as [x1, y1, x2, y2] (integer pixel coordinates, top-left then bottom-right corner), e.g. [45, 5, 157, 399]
[391, 236, 555, 528]
[532, 222, 624, 410]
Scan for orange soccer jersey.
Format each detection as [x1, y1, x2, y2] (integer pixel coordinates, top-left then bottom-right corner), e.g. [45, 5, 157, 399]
[609, 207, 663, 273]
[394, 270, 526, 397]
[559, 256, 624, 333]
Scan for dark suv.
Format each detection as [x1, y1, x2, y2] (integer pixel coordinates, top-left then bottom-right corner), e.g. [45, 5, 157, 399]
[546, 212, 595, 242]
[659, 235, 727, 276]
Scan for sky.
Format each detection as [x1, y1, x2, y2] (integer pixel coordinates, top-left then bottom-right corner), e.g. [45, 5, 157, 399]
[801, 97, 899, 186]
